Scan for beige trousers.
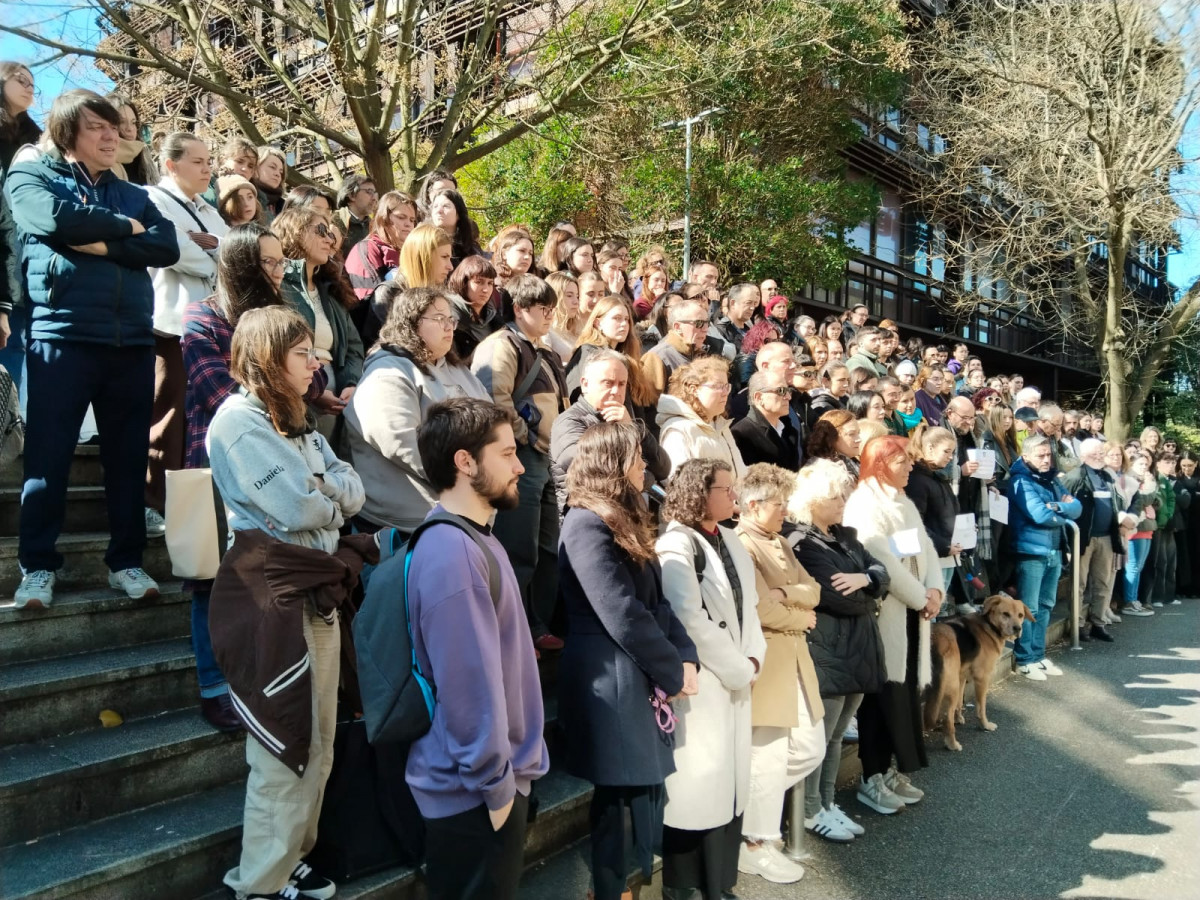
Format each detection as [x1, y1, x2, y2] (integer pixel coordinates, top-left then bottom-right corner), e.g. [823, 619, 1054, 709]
[742, 686, 827, 842]
[224, 612, 340, 898]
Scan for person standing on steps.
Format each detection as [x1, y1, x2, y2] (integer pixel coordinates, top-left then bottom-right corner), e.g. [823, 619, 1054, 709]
[7, 90, 179, 610]
[403, 397, 549, 900]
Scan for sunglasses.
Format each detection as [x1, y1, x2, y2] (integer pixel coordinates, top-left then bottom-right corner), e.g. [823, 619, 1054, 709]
[313, 223, 333, 240]
[757, 386, 792, 397]
[796, 369, 817, 378]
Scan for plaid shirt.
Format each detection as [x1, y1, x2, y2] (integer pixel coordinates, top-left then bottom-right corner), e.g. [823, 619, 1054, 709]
[182, 298, 327, 468]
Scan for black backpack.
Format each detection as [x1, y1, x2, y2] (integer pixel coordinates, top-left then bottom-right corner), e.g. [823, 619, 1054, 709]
[353, 512, 501, 745]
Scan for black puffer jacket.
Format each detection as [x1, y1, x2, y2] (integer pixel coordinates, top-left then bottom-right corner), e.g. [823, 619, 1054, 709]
[906, 460, 959, 557]
[786, 522, 888, 697]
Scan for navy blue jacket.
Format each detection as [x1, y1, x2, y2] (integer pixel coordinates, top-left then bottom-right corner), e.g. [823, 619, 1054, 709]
[1005, 457, 1082, 555]
[5, 151, 179, 346]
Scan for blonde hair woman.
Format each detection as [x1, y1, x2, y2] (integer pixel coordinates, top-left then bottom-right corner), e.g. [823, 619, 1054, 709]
[545, 270, 582, 364]
[253, 146, 287, 221]
[399, 224, 454, 288]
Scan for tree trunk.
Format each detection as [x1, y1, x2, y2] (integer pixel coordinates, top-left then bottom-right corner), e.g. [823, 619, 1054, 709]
[360, 135, 395, 194]
[1103, 222, 1132, 443]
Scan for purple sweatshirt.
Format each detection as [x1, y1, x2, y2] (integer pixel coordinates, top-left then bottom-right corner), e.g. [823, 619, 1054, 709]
[405, 504, 549, 818]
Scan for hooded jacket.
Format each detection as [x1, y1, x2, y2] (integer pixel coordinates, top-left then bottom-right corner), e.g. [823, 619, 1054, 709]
[5, 150, 180, 345]
[1004, 457, 1082, 555]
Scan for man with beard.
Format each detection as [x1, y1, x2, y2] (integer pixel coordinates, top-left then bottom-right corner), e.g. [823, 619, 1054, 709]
[404, 397, 550, 900]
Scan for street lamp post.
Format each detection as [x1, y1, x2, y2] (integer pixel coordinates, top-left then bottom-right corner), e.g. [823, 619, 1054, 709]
[659, 106, 723, 282]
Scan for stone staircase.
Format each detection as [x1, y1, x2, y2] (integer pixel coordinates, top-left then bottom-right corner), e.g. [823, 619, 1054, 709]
[0, 447, 594, 900]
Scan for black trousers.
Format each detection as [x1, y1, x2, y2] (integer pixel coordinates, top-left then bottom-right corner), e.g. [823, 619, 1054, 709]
[590, 784, 664, 900]
[857, 609, 929, 777]
[662, 815, 743, 899]
[422, 792, 529, 900]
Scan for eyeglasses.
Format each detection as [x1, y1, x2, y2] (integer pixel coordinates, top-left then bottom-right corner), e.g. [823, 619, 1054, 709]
[11, 73, 34, 89]
[313, 223, 334, 240]
[756, 386, 792, 398]
[260, 257, 286, 272]
[360, 187, 378, 196]
[679, 319, 710, 329]
[700, 382, 732, 394]
[708, 483, 737, 496]
[420, 314, 457, 330]
[291, 346, 319, 364]
[530, 304, 556, 317]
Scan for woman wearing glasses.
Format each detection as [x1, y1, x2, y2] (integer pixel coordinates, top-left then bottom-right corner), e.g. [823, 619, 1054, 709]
[275, 207, 364, 427]
[657, 356, 747, 480]
[655, 458, 766, 900]
[181, 223, 329, 732]
[343, 285, 489, 534]
[557, 422, 699, 900]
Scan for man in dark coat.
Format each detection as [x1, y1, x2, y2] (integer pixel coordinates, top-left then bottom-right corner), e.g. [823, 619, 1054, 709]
[550, 349, 669, 512]
[732, 370, 802, 471]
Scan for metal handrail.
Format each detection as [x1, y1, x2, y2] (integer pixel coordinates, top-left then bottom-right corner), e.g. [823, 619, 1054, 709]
[783, 780, 811, 862]
[1063, 519, 1081, 650]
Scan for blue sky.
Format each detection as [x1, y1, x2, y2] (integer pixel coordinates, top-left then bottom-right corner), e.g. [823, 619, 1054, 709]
[3, 9, 1199, 294]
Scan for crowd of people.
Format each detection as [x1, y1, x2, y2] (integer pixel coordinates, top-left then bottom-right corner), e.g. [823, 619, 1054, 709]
[3, 75, 1200, 900]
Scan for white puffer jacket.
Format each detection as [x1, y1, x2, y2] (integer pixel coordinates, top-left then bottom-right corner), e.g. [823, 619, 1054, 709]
[656, 393, 746, 479]
[146, 178, 227, 336]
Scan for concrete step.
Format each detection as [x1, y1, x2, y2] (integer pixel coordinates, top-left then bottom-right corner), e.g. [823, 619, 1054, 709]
[0, 709, 246, 847]
[0, 532, 173, 596]
[0, 637, 198, 745]
[4, 766, 592, 900]
[0, 446, 104, 490]
[0, 582, 190, 664]
[0, 487, 112, 536]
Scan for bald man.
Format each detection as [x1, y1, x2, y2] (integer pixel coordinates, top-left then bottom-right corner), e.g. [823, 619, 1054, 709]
[728, 341, 797, 421]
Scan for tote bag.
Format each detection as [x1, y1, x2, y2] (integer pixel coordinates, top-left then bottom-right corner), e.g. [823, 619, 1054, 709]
[165, 468, 222, 580]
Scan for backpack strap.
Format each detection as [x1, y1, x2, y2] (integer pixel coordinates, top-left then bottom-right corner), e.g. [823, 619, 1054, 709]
[405, 513, 502, 607]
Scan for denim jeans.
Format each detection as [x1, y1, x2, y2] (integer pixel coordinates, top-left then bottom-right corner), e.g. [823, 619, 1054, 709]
[1013, 550, 1062, 665]
[0, 304, 27, 413]
[1124, 537, 1152, 606]
[191, 588, 228, 697]
[804, 693, 863, 816]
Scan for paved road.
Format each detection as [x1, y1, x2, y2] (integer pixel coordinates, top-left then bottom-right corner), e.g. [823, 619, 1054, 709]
[642, 602, 1200, 900]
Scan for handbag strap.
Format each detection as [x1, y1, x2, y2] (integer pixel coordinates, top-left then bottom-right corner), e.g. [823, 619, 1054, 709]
[149, 185, 209, 233]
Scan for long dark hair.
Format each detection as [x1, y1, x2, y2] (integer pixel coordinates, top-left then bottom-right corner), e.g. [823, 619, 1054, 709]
[427, 187, 478, 260]
[216, 224, 284, 325]
[273, 206, 360, 310]
[565, 422, 656, 564]
[0, 62, 42, 152]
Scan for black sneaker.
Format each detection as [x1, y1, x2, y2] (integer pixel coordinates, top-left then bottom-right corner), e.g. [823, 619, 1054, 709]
[290, 861, 336, 899]
[226, 885, 300, 899]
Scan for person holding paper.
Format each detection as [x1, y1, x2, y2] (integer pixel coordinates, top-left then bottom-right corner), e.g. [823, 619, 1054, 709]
[1005, 435, 1082, 680]
[904, 425, 963, 606]
[945, 396, 992, 603]
[843, 436, 943, 815]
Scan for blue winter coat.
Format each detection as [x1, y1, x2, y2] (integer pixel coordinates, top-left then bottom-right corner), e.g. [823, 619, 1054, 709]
[4, 151, 179, 346]
[1005, 457, 1082, 556]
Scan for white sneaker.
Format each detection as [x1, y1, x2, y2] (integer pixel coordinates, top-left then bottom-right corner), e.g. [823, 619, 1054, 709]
[1104, 609, 1121, 624]
[884, 767, 924, 804]
[144, 507, 166, 537]
[1151, 601, 1164, 608]
[1124, 602, 1154, 617]
[804, 807, 855, 842]
[109, 567, 160, 600]
[14, 570, 55, 610]
[842, 717, 859, 742]
[856, 773, 906, 814]
[828, 803, 865, 836]
[1169, 599, 1182, 606]
[1039, 658, 1064, 676]
[956, 602, 981, 615]
[738, 842, 805, 883]
[1018, 664, 1047, 681]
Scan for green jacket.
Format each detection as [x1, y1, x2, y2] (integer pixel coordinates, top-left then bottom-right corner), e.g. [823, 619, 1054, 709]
[1156, 474, 1176, 528]
[281, 260, 364, 391]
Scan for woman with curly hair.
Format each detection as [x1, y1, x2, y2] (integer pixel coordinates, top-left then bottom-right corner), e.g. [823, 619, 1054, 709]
[558, 422, 699, 900]
[657, 356, 746, 479]
[274, 206, 365, 422]
[913, 365, 947, 427]
[343, 284, 489, 532]
[656, 458, 766, 900]
[805, 409, 862, 479]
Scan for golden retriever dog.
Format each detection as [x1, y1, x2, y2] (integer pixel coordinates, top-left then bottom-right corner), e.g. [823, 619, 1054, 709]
[923, 594, 1033, 751]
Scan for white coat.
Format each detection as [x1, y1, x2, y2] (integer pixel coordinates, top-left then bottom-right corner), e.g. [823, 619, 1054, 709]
[657, 522, 767, 831]
[842, 476, 943, 687]
[146, 178, 227, 336]
[656, 393, 746, 480]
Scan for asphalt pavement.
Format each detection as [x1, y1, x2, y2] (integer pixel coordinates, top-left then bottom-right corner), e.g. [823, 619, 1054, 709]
[641, 600, 1200, 900]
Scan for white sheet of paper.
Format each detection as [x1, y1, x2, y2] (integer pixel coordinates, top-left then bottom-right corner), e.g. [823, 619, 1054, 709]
[989, 493, 1010, 524]
[891, 528, 922, 558]
[952, 513, 978, 550]
[968, 448, 996, 480]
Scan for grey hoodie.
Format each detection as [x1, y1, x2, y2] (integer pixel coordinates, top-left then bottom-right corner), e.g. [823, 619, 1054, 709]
[207, 390, 365, 553]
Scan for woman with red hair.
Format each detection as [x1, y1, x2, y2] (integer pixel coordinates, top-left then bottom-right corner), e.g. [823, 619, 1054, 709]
[841, 435, 944, 815]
